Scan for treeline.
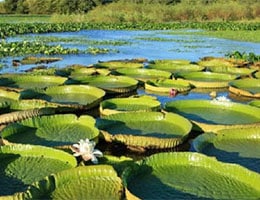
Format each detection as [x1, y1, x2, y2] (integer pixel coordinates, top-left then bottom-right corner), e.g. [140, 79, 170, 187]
[0, 0, 259, 22]
[0, 0, 181, 14]
[0, 0, 111, 14]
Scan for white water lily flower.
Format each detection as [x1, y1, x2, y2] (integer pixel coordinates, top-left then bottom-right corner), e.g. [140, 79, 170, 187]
[71, 139, 103, 164]
[213, 96, 231, 102]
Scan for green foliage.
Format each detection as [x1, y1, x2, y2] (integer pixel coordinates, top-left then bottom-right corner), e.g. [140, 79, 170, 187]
[0, 40, 80, 57]
[0, 22, 259, 39]
[226, 51, 260, 62]
[2, 0, 107, 14]
[0, 40, 119, 57]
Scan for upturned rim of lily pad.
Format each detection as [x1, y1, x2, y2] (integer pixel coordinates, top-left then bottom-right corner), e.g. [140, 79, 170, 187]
[0, 74, 67, 89]
[69, 75, 138, 94]
[229, 78, 260, 98]
[96, 111, 192, 150]
[40, 84, 106, 109]
[115, 68, 172, 82]
[100, 95, 161, 116]
[175, 71, 238, 88]
[1, 114, 100, 147]
[145, 79, 192, 93]
[147, 63, 205, 73]
[94, 61, 144, 69]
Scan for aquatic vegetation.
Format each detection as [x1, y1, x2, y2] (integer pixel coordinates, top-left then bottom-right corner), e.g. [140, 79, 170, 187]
[0, 40, 80, 57]
[0, 22, 259, 39]
[226, 51, 260, 62]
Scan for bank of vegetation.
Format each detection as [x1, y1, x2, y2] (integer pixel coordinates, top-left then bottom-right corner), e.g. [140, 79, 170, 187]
[0, 0, 259, 22]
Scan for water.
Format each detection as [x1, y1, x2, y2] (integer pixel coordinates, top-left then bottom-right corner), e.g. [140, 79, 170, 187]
[0, 29, 259, 105]
[1, 29, 260, 73]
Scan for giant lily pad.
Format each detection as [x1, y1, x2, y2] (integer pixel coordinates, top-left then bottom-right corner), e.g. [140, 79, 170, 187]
[94, 61, 143, 69]
[1, 114, 99, 147]
[255, 71, 260, 79]
[0, 74, 67, 89]
[208, 66, 255, 76]
[147, 62, 204, 73]
[0, 144, 76, 196]
[115, 68, 171, 82]
[198, 57, 235, 68]
[249, 100, 260, 108]
[39, 85, 105, 109]
[70, 75, 138, 93]
[145, 79, 192, 94]
[164, 99, 260, 132]
[96, 112, 192, 149]
[70, 67, 110, 76]
[192, 128, 260, 173]
[122, 152, 260, 199]
[0, 107, 55, 125]
[175, 71, 238, 88]
[16, 165, 124, 200]
[100, 95, 161, 116]
[149, 59, 191, 65]
[0, 87, 21, 100]
[229, 78, 260, 98]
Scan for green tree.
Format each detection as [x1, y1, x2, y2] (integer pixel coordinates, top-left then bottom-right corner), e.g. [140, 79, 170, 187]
[3, 0, 19, 13]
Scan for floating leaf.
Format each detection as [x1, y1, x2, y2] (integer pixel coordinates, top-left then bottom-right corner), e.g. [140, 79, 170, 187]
[122, 152, 260, 199]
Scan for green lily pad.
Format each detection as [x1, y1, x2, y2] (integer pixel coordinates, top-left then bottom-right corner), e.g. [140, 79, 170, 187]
[192, 128, 260, 173]
[164, 99, 260, 132]
[255, 71, 260, 79]
[115, 68, 172, 82]
[0, 87, 21, 100]
[249, 100, 260, 108]
[100, 95, 161, 116]
[176, 71, 238, 88]
[208, 66, 255, 76]
[6, 99, 65, 111]
[1, 114, 99, 147]
[94, 61, 143, 69]
[99, 155, 134, 176]
[96, 112, 192, 149]
[0, 144, 76, 196]
[70, 67, 110, 76]
[39, 85, 105, 109]
[147, 63, 204, 73]
[149, 59, 191, 65]
[229, 78, 260, 98]
[21, 56, 62, 65]
[0, 74, 67, 89]
[198, 58, 235, 68]
[122, 152, 260, 199]
[70, 75, 138, 93]
[18, 165, 124, 200]
[145, 79, 192, 93]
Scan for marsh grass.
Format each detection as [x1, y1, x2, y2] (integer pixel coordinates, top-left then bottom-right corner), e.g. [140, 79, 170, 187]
[166, 30, 260, 42]
[0, 14, 51, 23]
